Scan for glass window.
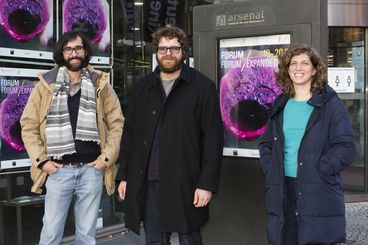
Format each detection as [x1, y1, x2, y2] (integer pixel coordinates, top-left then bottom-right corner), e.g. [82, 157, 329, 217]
[110, 0, 204, 229]
[328, 27, 366, 192]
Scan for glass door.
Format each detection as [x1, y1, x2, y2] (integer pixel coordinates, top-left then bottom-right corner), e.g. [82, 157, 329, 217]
[328, 27, 366, 192]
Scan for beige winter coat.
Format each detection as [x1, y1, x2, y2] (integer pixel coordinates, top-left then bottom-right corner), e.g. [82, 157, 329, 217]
[20, 66, 124, 195]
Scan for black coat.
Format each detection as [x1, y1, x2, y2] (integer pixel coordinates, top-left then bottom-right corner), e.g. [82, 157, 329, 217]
[259, 84, 355, 245]
[116, 64, 223, 234]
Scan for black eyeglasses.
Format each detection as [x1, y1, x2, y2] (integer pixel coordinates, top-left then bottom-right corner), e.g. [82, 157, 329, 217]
[157, 46, 181, 54]
[63, 45, 85, 54]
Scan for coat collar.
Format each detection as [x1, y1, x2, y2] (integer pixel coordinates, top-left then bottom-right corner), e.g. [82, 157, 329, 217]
[147, 63, 191, 89]
[38, 65, 107, 91]
[308, 84, 336, 107]
[270, 83, 336, 118]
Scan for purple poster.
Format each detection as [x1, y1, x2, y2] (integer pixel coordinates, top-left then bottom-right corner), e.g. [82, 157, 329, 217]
[0, 68, 45, 171]
[0, 0, 54, 60]
[218, 34, 290, 157]
[62, 0, 111, 65]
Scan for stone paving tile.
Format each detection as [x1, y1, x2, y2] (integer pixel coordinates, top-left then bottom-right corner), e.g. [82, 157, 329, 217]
[97, 229, 179, 245]
[97, 203, 368, 245]
[345, 202, 368, 245]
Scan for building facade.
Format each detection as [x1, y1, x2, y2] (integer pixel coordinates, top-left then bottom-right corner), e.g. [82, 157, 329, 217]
[0, 0, 367, 244]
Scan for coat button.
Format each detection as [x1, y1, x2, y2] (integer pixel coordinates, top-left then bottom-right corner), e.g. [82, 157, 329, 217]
[299, 162, 303, 166]
[295, 211, 299, 216]
[274, 137, 277, 140]
[152, 110, 156, 115]
[298, 192, 302, 196]
[143, 140, 148, 145]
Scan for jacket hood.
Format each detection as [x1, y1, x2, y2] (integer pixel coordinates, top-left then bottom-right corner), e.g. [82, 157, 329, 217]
[309, 83, 337, 107]
[270, 83, 337, 118]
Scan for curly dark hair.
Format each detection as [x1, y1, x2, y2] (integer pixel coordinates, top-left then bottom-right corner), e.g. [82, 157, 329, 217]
[53, 31, 93, 66]
[276, 44, 327, 97]
[152, 25, 188, 58]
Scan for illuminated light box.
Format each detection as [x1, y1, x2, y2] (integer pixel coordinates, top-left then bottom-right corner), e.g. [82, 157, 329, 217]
[62, 0, 111, 65]
[0, 0, 54, 60]
[218, 34, 290, 157]
[0, 67, 46, 171]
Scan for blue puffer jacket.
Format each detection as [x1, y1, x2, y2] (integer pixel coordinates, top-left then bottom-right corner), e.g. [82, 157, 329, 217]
[259, 84, 355, 245]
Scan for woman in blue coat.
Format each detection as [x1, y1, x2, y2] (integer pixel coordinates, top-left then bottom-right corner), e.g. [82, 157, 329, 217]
[259, 44, 355, 245]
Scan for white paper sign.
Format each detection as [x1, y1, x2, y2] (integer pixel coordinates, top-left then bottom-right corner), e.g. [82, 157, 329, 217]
[328, 67, 355, 93]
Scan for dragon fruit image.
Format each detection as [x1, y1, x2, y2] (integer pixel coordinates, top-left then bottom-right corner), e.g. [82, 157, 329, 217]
[0, 85, 33, 152]
[0, 0, 50, 41]
[220, 56, 282, 141]
[63, 0, 107, 43]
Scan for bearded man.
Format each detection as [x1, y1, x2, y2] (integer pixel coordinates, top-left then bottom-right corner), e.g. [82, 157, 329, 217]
[116, 26, 223, 245]
[20, 31, 124, 245]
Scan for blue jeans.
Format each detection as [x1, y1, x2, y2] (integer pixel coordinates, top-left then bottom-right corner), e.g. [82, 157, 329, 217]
[39, 164, 103, 245]
[143, 181, 203, 245]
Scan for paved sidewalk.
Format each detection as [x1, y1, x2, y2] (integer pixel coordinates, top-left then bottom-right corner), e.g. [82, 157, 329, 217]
[345, 202, 368, 245]
[96, 202, 368, 245]
[97, 230, 145, 245]
[97, 230, 179, 245]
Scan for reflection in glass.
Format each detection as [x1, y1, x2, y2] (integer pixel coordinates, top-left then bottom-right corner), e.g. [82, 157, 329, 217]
[329, 27, 365, 192]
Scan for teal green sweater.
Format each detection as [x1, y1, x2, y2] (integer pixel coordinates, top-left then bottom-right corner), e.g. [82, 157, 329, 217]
[283, 98, 313, 177]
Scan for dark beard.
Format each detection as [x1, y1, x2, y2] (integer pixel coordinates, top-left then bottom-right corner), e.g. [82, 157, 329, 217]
[156, 56, 184, 74]
[63, 58, 87, 71]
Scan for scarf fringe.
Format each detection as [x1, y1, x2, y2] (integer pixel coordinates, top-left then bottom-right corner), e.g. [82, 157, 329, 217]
[48, 150, 77, 160]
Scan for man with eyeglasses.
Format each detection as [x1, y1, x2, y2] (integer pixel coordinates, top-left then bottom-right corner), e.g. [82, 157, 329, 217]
[20, 30, 124, 245]
[116, 26, 223, 245]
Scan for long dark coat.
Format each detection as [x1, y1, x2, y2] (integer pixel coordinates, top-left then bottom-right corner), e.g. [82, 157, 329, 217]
[116, 64, 223, 234]
[259, 84, 355, 245]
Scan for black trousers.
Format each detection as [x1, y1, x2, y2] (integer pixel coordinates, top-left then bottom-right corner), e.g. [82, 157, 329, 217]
[143, 181, 203, 245]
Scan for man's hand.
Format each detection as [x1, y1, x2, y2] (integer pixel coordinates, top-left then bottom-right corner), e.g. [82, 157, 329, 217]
[118, 181, 127, 201]
[42, 161, 63, 174]
[193, 188, 212, 208]
[88, 159, 106, 170]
